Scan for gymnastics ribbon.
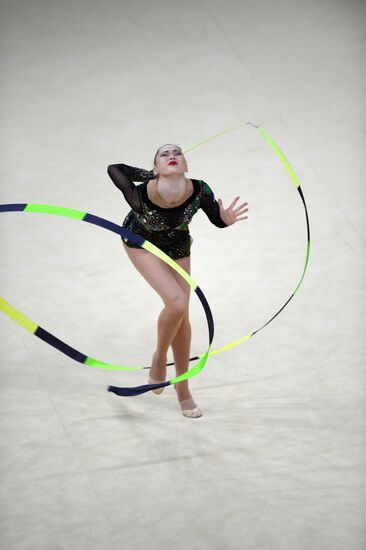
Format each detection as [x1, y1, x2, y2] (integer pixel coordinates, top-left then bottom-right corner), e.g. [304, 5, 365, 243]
[0, 122, 310, 396]
[0, 205, 214, 396]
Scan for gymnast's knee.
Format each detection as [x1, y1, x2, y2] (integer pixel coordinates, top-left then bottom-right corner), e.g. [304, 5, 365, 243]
[166, 293, 188, 317]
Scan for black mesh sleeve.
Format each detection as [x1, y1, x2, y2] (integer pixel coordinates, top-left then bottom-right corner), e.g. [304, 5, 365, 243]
[107, 163, 155, 213]
[200, 181, 228, 228]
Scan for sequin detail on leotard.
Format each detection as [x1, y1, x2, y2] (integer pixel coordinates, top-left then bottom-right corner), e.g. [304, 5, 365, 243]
[121, 182, 202, 259]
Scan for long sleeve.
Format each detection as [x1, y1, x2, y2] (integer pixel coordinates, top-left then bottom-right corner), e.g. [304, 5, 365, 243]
[200, 181, 228, 228]
[107, 163, 154, 212]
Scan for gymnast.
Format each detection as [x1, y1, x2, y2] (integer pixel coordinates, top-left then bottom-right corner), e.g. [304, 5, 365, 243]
[107, 144, 248, 417]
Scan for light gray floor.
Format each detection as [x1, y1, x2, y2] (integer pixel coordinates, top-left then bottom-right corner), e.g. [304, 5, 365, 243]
[0, 1, 365, 549]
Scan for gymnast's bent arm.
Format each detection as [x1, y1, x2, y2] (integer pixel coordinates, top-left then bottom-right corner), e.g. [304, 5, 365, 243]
[107, 163, 154, 212]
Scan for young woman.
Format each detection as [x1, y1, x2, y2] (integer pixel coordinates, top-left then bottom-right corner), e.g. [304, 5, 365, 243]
[107, 144, 248, 418]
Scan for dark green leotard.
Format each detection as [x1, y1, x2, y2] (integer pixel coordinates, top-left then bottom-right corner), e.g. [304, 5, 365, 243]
[107, 163, 228, 259]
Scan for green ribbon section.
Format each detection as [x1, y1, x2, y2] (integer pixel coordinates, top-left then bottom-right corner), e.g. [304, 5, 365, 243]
[25, 204, 86, 219]
[170, 348, 210, 384]
[84, 357, 144, 371]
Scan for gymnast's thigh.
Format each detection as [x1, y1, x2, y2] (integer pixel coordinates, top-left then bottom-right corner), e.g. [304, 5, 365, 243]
[122, 243, 187, 306]
[169, 256, 191, 301]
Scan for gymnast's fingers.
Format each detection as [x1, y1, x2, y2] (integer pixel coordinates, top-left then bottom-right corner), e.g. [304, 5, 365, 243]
[229, 196, 240, 209]
[234, 201, 248, 213]
[235, 205, 249, 216]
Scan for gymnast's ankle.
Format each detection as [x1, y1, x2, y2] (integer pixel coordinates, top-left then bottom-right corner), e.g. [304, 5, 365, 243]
[150, 350, 167, 381]
[174, 382, 192, 403]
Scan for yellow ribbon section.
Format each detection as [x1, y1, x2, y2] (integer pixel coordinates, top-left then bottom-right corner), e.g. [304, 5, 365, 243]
[258, 127, 300, 189]
[203, 333, 253, 358]
[143, 241, 198, 289]
[0, 297, 38, 334]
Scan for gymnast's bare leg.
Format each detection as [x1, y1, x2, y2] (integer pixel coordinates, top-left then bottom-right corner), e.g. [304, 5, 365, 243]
[168, 256, 195, 400]
[123, 244, 200, 415]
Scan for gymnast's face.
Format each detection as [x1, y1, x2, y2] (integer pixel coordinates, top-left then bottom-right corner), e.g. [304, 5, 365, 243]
[154, 144, 188, 178]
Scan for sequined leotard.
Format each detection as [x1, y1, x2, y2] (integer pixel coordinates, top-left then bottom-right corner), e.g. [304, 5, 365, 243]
[107, 163, 228, 259]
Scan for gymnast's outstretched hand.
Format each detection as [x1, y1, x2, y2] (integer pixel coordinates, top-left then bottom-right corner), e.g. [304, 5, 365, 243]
[217, 197, 249, 225]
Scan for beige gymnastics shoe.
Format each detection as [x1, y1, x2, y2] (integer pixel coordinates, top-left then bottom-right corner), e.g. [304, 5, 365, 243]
[148, 376, 165, 395]
[179, 398, 202, 418]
